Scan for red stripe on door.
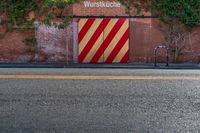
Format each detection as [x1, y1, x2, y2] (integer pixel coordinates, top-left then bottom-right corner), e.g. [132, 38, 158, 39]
[120, 51, 129, 63]
[105, 29, 129, 63]
[79, 19, 110, 62]
[91, 19, 126, 63]
[78, 19, 95, 44]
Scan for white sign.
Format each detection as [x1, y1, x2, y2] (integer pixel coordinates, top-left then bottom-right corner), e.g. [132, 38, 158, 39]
[84, 1, 121, 8]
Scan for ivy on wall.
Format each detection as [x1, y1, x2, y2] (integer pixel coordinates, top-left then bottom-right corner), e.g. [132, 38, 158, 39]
[0, 0, 79, 30]
[0, 0, 199, 62]
[151, 0, 200, 62]
[0, 0, 79, 53]
[152, 0, 200, 29]
[0, 0, 199, 31]
[0, 0, 37, 30]
[119, 0, 200, 29]
[118, 0, 200, 62]
[119, 0, 151, 15]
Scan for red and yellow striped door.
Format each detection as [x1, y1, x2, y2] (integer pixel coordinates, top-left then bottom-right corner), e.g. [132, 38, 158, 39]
[78, 18, 129, 63]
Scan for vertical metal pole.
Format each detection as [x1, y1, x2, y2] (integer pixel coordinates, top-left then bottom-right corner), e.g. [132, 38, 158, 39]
[34, 22, 40, 64]
[66, 26, 69, 65]
[166, 48, 169, 67]
[154, 48, 157, 67]
[73, 19, 79, 64]
[128, 17, 130, 63]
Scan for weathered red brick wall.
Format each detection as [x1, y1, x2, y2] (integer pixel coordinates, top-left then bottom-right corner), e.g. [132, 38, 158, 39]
[130, 19, 200, 63]
[177, 27, 200, 63]
[129, 18, 166, 63]
[130, 18, 172, 63]
[0, 1, 199, 64]
[34, 20, 75, 64]
[35, 23, 67, 64]
[129, 18, 200, 63]
[0, 29, 36, 63]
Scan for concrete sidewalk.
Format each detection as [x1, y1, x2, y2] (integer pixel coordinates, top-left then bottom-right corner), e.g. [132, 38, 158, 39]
[0, 63, 200, 69]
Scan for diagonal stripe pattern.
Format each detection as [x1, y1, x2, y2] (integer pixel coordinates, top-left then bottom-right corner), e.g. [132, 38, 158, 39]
[78, 18, 129, 63]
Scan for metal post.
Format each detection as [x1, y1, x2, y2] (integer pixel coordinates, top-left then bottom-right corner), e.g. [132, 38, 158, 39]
[34, 22, 40, 64]
[66, 26, 69, 65]
[166, 48, 169, 67]
[154, 48, 157, 67]
[73, 19, 79, 64]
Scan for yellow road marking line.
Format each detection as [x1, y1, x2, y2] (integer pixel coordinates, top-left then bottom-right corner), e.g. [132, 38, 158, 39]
[0, 75, 200, 80]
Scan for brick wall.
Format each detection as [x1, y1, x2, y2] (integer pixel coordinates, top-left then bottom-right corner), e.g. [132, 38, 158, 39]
[35, 24, 67, 63]
[129, 18, 200, 63]
[129, 18, 166, 63]
[0, 1, 199, 64]
[0, 30, 35, 63]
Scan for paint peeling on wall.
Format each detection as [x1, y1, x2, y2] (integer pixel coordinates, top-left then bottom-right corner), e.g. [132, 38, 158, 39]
[35, 24, 67, 63]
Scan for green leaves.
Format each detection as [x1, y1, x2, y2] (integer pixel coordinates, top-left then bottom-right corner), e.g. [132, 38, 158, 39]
[45, 0, 79, 8]
[0, 0, 37, 30]
[152, 0, 200, 28]
[1, 0, 199, 30]
[0, 0, 79, 30]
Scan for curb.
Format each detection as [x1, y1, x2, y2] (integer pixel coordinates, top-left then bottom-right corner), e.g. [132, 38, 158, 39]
[0, 63, 199, 69]
[0, 64, 65, 68]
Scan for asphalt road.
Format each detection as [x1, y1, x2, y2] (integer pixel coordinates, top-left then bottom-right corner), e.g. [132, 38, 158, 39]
[0, 68, 200, 133]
